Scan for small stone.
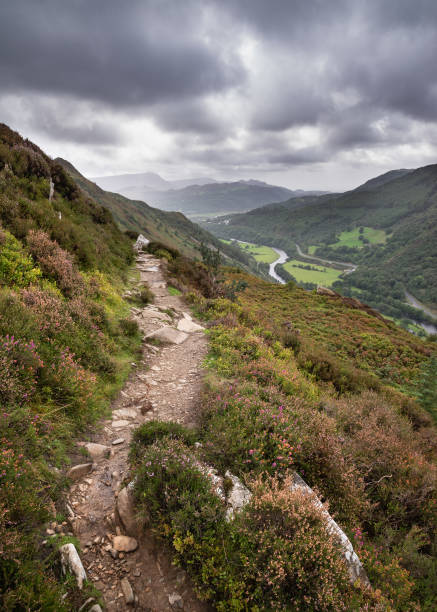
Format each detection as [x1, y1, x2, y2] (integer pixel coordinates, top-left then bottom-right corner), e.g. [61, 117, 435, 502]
[46, 528, 55, 535]
[121, 578, 134, 605]
[113, 536, 138, 553]
[133, 568, 141, 577]
[89, 606, 103, 612]
[55, 524, 63, 533]
[112, 438, 125, 445]
[93, 536, 100, 544]
[67, 463, 93, 481]
[168, 592, 183, 609]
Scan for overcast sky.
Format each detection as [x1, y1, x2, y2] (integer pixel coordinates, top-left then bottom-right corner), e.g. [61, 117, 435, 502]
[1, 0, 437, 190]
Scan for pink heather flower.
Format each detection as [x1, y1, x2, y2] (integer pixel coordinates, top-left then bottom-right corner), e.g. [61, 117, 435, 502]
[249, 449, 254, 455]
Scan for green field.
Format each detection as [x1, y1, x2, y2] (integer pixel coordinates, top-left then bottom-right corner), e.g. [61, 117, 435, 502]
[330, 227, 387, 248]
[283, 259, 344, 286]
[220, 239, 278, 264]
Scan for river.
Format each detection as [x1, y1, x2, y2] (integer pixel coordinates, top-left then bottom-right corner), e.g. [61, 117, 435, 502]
[269, 248, 288, 284]
[405, 291, 437, 334]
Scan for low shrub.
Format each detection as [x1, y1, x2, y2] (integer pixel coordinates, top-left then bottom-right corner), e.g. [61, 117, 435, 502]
[139, 284, 154, 304]
[130, 420, 196, 466]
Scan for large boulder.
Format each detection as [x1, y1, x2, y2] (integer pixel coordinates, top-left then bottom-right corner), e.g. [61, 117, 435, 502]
[134, 234, 150, 251]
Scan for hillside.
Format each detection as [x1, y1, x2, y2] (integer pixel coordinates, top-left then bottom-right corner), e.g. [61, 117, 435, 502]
[1, 122, 437, 610]
[57, 159, 261, 275]
[0, 123, 142, 607]
[126, 252, 437, 611]
[204, 165, 437, 324]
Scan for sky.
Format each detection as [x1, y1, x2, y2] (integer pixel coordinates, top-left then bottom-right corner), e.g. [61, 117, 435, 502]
[1, 0, 437, 191]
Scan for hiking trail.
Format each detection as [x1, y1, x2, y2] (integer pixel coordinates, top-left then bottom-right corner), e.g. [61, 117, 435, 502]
[66, 252, 210, 611]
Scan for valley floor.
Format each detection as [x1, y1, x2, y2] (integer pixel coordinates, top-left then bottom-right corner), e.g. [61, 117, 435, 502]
[66, 253, 209, 611]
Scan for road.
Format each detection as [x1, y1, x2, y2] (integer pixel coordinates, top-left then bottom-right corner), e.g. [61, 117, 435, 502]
[294, 243, 357, 274]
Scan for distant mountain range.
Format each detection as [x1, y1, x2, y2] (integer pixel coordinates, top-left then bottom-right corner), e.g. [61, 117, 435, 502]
[91, 172, 327, 217]
[58, 160, 260, 274]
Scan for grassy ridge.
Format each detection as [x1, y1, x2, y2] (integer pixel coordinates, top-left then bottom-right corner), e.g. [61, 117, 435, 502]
[0, 124, 141, 609]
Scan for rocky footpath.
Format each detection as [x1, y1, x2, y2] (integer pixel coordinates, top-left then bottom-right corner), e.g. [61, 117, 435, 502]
[61, 253, 210, 611]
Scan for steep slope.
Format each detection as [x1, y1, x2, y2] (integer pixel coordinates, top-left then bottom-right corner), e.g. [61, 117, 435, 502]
[0, 123, 141, 608]
[204, 165, 437, 319]
[126, 255, 437, 611]
[57, 159, 260, 274]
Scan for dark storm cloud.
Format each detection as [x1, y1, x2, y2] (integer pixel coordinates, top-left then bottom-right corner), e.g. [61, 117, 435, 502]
[0, 1, 244, 108]
[1, 0, 437, 182]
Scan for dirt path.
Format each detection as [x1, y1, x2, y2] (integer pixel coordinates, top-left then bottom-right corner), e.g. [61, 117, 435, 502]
[66, 252, 210, 611]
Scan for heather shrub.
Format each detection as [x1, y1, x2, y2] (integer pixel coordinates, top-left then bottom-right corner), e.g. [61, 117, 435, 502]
[235, 476, 355, 611]
[130, 420, 196, 465]
[0, 336, 43, 405]
[26, 229, 84, 296]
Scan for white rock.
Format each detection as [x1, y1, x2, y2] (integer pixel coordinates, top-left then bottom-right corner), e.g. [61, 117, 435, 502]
[89, 605, 103, 612]
[176, 318, 204, 333]
[225, 470, 252, 521]
[168, 592, 183, 609]
[134, 234, 150, 251]
[112, 438, 125, 445]
[146, 327, 188, 345]
[182, 312, 192, 320]
[290, 472, 370, 586]
[60, 543, 87, 589]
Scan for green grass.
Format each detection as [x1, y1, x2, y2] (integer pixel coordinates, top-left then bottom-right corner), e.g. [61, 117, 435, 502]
[330, 227, 387, 249]
[168, 286, 182, 296]
[220, 240, 278, 264]
[283, 259, 343, 286]
[308, 245, 318, 254]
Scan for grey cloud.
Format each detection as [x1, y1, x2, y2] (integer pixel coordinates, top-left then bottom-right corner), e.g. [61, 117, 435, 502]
[0, 1, 244, 108]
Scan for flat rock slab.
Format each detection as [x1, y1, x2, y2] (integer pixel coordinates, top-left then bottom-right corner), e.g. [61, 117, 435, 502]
[141, 309, 171, 322]
[112, 419, 131, 428]
[68, 463, 93, 481]
[177, 318, 204, 333]
[146, 326, 188, 345]
[113, 535, 138, 552]
[112, 408, 138, 419]
[84, 443, 109, 460]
